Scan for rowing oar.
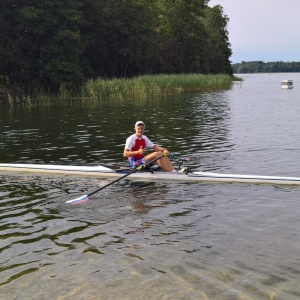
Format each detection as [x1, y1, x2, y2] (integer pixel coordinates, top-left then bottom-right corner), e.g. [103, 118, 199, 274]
[66, 153, 165, 205]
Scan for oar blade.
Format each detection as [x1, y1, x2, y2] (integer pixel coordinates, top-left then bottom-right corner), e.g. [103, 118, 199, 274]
[66, 195, 89, 205]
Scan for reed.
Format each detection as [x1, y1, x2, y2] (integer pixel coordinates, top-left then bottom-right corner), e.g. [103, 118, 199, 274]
[2, 73, 235, 106]
[81, 74, 234, 102]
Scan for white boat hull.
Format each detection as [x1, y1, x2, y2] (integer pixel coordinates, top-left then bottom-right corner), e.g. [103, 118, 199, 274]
[1, 163, 300, 186]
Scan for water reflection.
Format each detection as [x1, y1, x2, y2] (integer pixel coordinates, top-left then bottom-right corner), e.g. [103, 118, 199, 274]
[0, 93, 233, 168]
[1, 173, 300, 299]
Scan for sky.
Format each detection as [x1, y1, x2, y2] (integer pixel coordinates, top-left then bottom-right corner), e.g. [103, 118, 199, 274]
[208, 0, 300, 63]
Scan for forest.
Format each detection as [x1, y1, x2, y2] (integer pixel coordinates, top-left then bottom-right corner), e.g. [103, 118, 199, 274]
[0, 0, 232, 94]
[232, 61, 300, 74]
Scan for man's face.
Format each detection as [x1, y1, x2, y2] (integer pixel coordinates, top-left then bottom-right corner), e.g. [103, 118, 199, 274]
[135, 125, 145, 137]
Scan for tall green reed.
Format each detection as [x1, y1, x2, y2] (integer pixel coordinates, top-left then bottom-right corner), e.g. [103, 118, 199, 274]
[2, 74, 235, 106]
[81, 74, 234, 102]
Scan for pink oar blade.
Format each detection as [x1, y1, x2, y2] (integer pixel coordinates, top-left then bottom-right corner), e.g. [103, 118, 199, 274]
[66, 195, 89, 205]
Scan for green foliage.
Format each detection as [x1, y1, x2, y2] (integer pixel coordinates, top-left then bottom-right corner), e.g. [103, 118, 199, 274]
[2, 73, 234, 106]
[81, 74, 233, 102]
[204, 5, 232, 74]
[0, 0, 84, 93]
[232, 61, 300, 73]
[0, 0, 233, 94]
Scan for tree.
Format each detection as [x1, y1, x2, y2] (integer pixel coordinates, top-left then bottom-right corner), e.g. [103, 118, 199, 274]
[204, 5, 232, 74]
[81, 0, 157, 78]
[0, 0, 84, 92]
[0, 0, 234, 93]
[150, 0, 209, 74]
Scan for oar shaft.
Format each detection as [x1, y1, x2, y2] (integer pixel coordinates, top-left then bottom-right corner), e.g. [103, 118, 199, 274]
[88, 168, 136, 197]
[66, 153, 166, 204]
[88, 153, 164, 197]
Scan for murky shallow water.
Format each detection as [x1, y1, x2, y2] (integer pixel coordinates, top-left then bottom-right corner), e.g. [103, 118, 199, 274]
[1, 73, 300, 299]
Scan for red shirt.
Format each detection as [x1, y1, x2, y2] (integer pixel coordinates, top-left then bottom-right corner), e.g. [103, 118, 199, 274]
[125, 134, 154, 159]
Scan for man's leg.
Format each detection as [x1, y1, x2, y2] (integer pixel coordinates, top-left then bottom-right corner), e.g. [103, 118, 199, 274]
[145, 151, 175, 172]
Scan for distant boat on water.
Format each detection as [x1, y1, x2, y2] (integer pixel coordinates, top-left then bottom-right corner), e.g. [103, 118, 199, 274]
[281, 79, 293, 89]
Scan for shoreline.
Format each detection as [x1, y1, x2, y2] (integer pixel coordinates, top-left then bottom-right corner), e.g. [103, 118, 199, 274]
[1, 73, 240, 104]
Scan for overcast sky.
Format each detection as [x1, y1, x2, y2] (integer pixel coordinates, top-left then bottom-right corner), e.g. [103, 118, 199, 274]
[208, 0, 300, 63]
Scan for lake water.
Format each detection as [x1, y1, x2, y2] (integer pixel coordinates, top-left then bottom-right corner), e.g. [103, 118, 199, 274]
[1, 73, 300, 299]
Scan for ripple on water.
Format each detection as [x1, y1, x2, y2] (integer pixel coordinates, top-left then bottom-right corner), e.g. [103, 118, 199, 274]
[2, 75, 300, 298]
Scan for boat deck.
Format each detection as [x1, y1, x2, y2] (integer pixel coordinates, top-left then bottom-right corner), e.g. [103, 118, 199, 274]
[1, 163, 300, 185]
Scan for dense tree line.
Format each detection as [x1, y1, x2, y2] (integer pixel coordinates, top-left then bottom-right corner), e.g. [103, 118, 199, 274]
[232, 61, 300, 74]
[0, 0, 232, 93]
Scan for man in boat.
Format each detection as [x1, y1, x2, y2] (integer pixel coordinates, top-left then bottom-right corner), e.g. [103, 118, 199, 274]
[124, 121, 176, 172]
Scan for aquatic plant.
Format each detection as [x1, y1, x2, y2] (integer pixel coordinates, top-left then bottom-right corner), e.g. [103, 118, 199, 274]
[2, 74, 236, 106]
[81, 74, 234, 102]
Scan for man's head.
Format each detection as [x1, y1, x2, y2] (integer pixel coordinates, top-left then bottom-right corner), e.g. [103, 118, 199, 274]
[134, 121, 145, 137]
[135, 121, 145, 127]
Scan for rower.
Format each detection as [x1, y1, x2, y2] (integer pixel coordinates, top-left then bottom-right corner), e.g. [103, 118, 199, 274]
[123, 121, 176, 172]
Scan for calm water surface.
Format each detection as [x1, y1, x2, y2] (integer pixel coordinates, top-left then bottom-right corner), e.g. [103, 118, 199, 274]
[1, 73, 300, 299]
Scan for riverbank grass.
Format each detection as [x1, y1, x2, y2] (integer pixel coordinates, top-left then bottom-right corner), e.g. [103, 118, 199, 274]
[81, 74, 234, 101]
[1, 73, 236, 105]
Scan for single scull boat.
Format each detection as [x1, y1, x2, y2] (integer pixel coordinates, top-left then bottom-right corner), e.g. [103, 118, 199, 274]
[1, 163, 300, 185]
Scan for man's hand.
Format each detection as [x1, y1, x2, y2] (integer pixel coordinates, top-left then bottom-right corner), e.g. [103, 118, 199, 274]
[136, 146, 144, 156]
[136, 164, 145, 172]
[163, 148, 170, 156]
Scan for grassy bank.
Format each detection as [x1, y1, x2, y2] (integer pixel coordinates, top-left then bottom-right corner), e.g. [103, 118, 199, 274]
[81, 74, 234, 102]
[1, 73, 238, 105]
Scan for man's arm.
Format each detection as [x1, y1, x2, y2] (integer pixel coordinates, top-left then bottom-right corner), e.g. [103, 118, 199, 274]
[153, 145, 170, 155]
[123, 147, 145, 158]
